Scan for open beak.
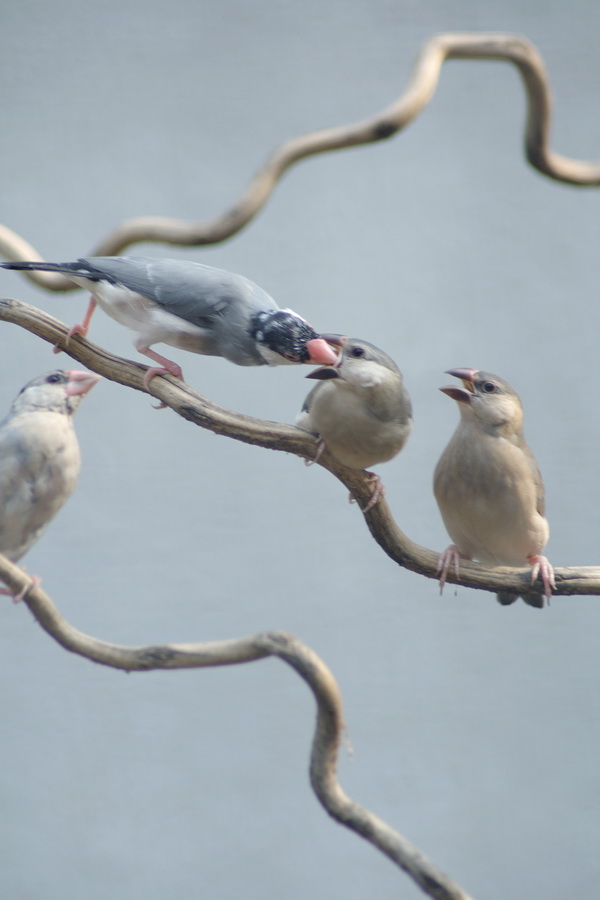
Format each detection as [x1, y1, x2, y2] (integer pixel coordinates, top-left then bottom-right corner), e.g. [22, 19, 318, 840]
[439, 367, 478, 403]
[305, 335, 347, 378]
[305, 366, 340, 381]
[66, 369, 101, 397]
[305, 337, 343, 366]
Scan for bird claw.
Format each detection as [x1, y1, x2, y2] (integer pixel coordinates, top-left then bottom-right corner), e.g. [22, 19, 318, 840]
[360, 472, 384, 513]
[142, 365, 183, 390]
[142, 362, 184, 409]
[305, 437, 326, 467]
[528, 554, 555, 602]
[53, 323, 89, 355]
[349, 473, 384, 511]
[54, 296, 97, 354]
[0, 574, 40, 603]
[437, 544, 462, 594]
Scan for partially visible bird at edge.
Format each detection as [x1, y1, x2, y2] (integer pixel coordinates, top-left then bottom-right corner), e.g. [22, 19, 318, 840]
[0, 369, 100, 600]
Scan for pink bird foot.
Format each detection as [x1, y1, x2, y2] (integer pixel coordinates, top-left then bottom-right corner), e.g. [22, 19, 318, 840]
[140, 353, 184, 389]
[360, 472, 385, 513]
[528, 554, 555, 602]
[437, 544, 466, 594]
[138, 347, 185, 408]
[0, 574, 41, 603]
[304, 437, 326, 467]
[53, 297, 97, 354]
[348, 472, 384, 512]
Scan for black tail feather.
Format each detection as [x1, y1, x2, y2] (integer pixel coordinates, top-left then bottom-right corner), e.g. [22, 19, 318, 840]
[0, 259, 107, 282]
[0, 260, 78, 274]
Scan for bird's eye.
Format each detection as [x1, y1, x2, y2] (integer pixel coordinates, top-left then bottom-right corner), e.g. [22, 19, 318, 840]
[46, 373, 62, 384]
[350, 346, 365, 358]
[482, 381, 497, 393]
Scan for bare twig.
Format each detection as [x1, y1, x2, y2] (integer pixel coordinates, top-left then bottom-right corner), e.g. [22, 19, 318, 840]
[1, 296, 598, 601]
[1, 33, 598, 291]
[0, 557, 475, 900]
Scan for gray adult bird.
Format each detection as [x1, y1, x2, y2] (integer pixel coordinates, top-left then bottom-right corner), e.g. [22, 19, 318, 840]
[433, 367, 554, 608]
[297, 337, 412, 511]
[0, 369, 100, 597]
[0, 257, 339, 387]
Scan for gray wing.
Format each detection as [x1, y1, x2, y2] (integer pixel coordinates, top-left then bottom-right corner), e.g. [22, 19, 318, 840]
[80, 257, 278, 327]
[523, 443, 546, 517]
[296, 384, 322, 434]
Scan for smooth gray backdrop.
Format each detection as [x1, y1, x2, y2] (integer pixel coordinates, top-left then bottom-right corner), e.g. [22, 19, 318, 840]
[1, 1, 599, 898]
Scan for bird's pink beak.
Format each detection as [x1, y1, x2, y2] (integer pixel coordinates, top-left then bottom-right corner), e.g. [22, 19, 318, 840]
[445, 367, 479, 384]
[66, 369, 101, 397]
[439, 368, 479, 403]
[305, 335, 344, 366]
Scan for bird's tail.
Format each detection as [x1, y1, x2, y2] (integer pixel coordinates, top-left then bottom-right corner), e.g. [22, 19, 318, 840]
[0, 261, 79, 275]
[496, 591, 545, 609]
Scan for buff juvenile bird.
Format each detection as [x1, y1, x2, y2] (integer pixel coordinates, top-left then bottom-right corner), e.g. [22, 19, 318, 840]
[297, 337, 412, 511]
[0, 369, 100, 598]
[433, 367, 554, 608]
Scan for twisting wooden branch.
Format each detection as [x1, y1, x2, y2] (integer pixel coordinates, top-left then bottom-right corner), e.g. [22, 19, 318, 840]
[1, 296, 599, 600]
[0, 555, 475, 900]
[0, 33, 598, 292]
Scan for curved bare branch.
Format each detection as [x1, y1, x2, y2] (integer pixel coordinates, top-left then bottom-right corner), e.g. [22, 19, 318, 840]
[1, 296, 598, 601]
[1, 33, 598, 292]
[0, 556, 475, 900]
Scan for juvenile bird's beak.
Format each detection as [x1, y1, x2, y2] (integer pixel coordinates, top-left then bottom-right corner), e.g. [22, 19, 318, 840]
[305, 338, 341, 366]
[439, 368, 478, 404]
[66, 370, 101, 397]
[445, 367, 478, 385]
[305, 335, 346, 378]
[305, 366, 340, 381]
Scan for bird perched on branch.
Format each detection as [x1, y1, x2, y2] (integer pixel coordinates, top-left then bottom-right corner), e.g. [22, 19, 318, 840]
[0, 257, 339, 388]
[0, 369, 100, 599]
[297, 337, 412, 511]
[433, 367, 555, 608]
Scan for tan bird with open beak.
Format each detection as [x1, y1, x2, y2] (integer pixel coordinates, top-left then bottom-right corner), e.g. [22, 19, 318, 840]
[434, 367, 555, 608]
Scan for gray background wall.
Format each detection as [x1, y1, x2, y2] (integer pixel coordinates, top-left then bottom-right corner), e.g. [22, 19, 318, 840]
[1, 1, 599, 898]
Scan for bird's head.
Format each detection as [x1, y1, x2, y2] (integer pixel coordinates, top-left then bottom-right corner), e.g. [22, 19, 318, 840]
[305, 337, 400, 389]
[12, 370, 101, 417]
[440, 368, 523, 432]
[251, 311, 341, 366]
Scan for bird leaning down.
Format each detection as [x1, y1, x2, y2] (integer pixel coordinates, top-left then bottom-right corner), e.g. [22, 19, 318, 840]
[296, 337, 413, 512]
[433, 367, 555, 608]
[0, 369, 100, 599]
[0, 257, 340, 388]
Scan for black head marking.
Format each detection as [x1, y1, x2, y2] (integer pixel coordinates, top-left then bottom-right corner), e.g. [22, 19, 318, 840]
[251, 310, 318, 362]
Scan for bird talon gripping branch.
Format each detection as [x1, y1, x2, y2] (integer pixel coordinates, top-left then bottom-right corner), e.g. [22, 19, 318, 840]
[361, 473, 385, 513]
[304, 437, 326, 467]
[437, 544, 462, 594]
[528, 554, 556, 599]
[11, 574, 40, 604]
